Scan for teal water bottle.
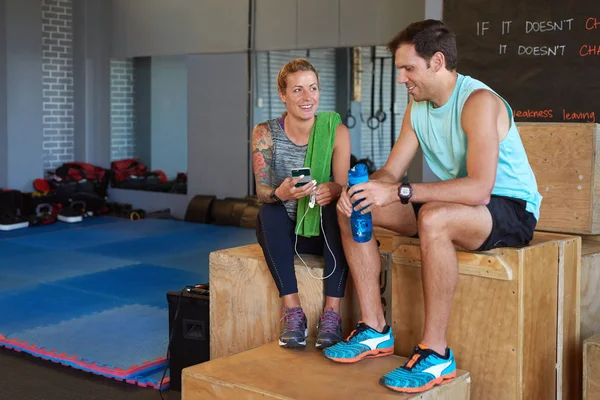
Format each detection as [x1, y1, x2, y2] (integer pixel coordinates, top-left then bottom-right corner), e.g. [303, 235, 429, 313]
[347, 163, 372, 243]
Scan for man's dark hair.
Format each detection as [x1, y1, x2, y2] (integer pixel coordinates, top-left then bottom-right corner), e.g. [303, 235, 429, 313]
[387, 19, 457, 70]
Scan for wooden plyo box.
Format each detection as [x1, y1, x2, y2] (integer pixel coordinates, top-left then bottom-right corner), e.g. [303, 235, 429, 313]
[182, 340, 472, 399]
[584, 334, 600, 400]
[391, 232, 581, 400]
[209, 243, 392, 360]
[581, 238, 600, 345]
[518, 122, 600, 234]
[374, 226, 398, 253]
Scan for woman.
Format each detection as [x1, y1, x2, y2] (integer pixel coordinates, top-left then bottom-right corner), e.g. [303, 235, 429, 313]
[252, 58, 351, 350]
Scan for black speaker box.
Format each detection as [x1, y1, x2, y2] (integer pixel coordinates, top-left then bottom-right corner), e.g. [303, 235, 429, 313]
[166, 289, 210, 392]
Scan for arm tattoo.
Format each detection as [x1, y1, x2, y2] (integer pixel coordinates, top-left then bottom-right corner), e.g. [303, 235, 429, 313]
[251, 123, 275, 202]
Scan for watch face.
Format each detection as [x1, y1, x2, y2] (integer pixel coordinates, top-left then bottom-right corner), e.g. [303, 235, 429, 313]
[400, 187, 411, 196]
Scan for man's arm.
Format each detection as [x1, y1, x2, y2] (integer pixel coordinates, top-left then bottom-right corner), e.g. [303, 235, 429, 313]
[340, 101, 420, 215]
[331, 124, 352, 187]
[371, 101, 420, 183]
[251, 123, 277, 203]
[410, 89, 500, 206]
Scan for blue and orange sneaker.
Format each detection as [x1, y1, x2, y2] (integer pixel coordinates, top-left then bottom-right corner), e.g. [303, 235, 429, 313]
[379, 344, 456, 393]
[322, 322, 394, 363]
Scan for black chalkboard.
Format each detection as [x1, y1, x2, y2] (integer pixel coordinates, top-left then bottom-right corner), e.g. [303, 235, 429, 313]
[443, 1, 600, 123]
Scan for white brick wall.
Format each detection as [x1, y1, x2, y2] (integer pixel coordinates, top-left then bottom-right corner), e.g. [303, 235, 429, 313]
[42, 0, 74, 170]
[110, 60, 136, 161]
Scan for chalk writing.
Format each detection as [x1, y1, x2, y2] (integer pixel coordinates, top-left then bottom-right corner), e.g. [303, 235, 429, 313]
[445, 2, 600, 124]
[525, 19, 574, 33]
[585, 17, 600, 30]
[502, 20, 513, 35]
[513, 109, 596, 123]
[477, 21, 490, 35]
[580, 45, 600, 56]
[518, 45, 566, 56]
[514, 109, 554, 119]
[563, 110, 596, 122]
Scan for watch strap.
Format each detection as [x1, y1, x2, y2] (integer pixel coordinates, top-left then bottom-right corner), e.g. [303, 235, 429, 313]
[398, 182, 412, 204]
[270, 188, 284, 204]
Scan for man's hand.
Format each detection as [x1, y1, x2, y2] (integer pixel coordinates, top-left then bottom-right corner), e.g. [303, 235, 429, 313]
[276, 175, 316, 201]
[337, 187, 353, 218]
[314, 182, 341, 206]
[347, 181, 399, 215]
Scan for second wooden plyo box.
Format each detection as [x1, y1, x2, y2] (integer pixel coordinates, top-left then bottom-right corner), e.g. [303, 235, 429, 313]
[391, 232, 581, 400]
[518, 122, 600, 234]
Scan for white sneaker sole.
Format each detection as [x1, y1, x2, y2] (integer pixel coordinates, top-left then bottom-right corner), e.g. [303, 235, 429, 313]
[279, 328, 308, 347]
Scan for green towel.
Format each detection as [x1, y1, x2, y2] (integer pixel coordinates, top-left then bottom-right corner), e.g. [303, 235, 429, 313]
[295, 112, 342, 237]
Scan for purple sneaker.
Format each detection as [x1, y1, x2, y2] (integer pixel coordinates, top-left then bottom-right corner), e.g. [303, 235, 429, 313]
[279, 307, 308, 348]
[316, 309, 343, 350]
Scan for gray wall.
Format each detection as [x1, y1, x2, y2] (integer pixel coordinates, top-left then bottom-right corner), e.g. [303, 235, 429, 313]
[111, 0, 250, 58]
[426, 0, 443, 21]
[0, 3, 8, 189]
[419, 0, 442, 183]
[187, 53, 249, 199]
[73, 0, 112, 168]
[254, 0, 423, 51]
[111, 0, 424, 57]
[133, 57, 151, 164]
[80, 1, 430, 214]
[150, 56, 188, 180]
[0, 0, 44, 191]
[103, 0, 427, 208]
[0, 0, 436, 213]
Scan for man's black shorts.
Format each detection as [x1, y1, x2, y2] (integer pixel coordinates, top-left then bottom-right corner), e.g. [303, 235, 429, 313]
[412, 195, 537, 251]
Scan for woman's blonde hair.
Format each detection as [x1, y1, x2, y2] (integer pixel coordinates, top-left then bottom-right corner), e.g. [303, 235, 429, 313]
[276, 58, 320, 93]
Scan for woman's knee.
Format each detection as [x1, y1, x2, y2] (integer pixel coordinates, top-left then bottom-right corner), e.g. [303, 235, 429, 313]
[321, 203, 338, 223]
[258, 202, 284, 222]
[257, 203, 282, 243]
[322, 203, 351, 234]
[330, 203, 352, 236]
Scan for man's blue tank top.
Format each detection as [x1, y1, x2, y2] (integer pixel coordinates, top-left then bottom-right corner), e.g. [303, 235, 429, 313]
[410, 73, 542, 220]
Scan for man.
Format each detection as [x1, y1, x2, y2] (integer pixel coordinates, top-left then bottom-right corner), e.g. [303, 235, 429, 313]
[323, 19, 542, 394]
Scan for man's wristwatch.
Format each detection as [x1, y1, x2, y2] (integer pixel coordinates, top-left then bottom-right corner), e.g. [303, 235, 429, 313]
[270, 188, 284, 204]
[398, 182, 413, 204]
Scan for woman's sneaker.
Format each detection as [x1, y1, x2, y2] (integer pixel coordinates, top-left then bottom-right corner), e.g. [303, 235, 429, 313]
[323, 322, 394, 363]
[279, 307, 308, 348]
[315, 309, 342, 350]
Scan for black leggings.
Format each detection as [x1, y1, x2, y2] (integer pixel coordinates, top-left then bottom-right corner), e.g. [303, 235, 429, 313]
[255, 202, 349, 298]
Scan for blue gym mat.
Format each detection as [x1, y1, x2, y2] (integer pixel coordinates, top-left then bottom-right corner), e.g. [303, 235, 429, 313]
[0, 217, 257, 389]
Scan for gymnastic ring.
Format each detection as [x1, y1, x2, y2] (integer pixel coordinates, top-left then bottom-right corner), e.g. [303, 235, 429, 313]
[130, 211, 141, 221]
[366, 116, 380, 130]
[376, 109, 387, 123]
[346, 114, 356, 129]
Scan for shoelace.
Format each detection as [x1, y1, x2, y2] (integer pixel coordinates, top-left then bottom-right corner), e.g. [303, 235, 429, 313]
[319, 311, 340, 334]
[282, 307, 305, 332]
[403, 346, 436, 371]
[344, 322, 370, 342]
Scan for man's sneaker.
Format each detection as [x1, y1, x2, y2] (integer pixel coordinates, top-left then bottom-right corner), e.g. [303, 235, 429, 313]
[278, 307, 308, 348]
[315, 309, 342, 350]
[322, 322, 394, 363]
[379, 344, 456, 393]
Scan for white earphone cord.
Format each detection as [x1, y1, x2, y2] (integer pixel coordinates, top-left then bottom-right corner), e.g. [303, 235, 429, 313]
[294, 199, 336, 280]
